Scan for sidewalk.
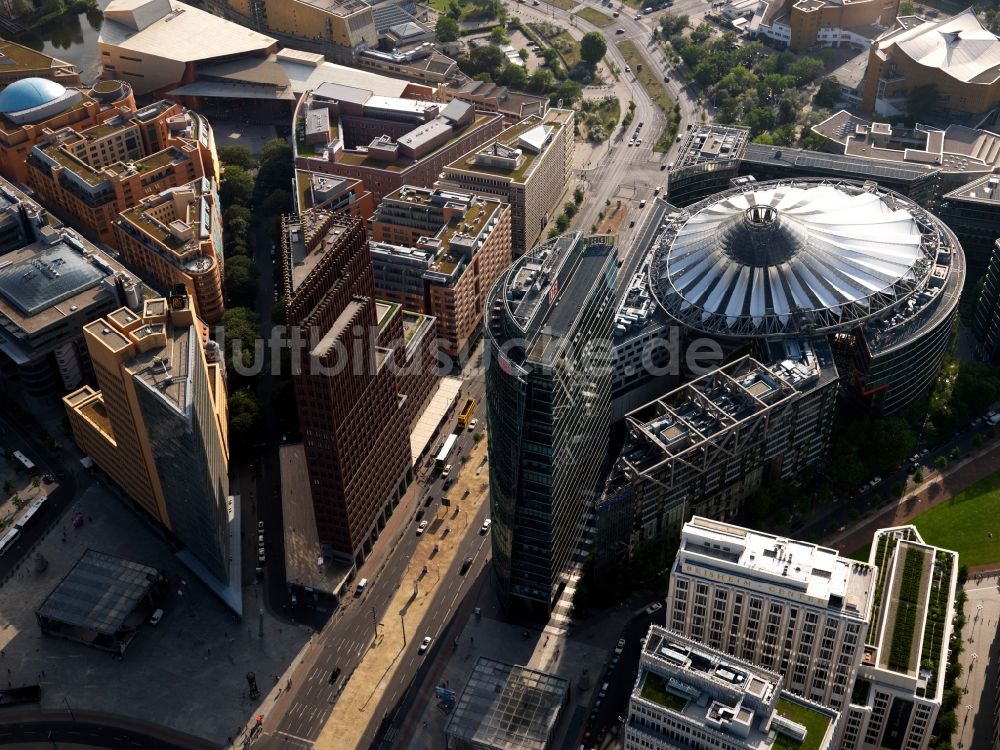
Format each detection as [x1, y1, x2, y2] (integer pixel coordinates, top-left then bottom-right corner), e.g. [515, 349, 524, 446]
[829, 436, 1000, 564]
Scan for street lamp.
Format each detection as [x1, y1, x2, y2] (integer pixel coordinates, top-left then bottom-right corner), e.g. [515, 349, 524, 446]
[401, 613, 407, 646]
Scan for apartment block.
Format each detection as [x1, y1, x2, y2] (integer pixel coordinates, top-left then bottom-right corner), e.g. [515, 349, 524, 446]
[63, 290, 239, 612]
[596, 344, 838, 572]
[754, 0, 898, 52]
[114, 178, 224, 324]
[0, 179, 144, 396]
[26, 101, 217, 248]
[666, 517, 876, 710]
[484, 232, 616, 618]
[439, 109, 575, 256]
[839, 526, 958, 750]
[0, 78, 135, 185]
[284, 210, 437, 568]
[369, 185, 512, 361]
[626, 627, 840, 750]
[293, 84, 503, 204]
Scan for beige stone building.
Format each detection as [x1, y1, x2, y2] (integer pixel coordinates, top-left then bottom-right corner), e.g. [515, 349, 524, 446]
[437, 108, 574, 256]
[63, 290, 240, 612]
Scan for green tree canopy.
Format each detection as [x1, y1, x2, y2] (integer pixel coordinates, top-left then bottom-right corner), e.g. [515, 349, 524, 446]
[220, 166, 255, 207]
[814, 77, 841, 108]
[224, 255, 258, 307]
[228, 389, 261, 453]
[580, 31, 608, 68]
[218, 146, 256, 170]
[436, 15, 460, 42]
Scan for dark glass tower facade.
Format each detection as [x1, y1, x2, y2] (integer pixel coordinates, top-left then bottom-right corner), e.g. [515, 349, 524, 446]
[484, 232, 616, 618]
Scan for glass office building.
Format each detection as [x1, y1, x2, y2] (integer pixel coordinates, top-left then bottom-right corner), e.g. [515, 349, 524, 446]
[484, 232, 616, 618]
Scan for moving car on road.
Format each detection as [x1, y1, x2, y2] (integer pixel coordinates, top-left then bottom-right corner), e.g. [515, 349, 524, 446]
[416, 520, 428, 535]
[419, 636, 432, 653]
[480, 518, 492, 534]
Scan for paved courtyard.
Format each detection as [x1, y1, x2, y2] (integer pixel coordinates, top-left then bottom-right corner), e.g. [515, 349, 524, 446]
[955, 575, 1000, 749]
[0, 479, 309, 745]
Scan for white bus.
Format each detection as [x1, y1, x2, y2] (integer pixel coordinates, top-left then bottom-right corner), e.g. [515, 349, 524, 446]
[435, 433, 458, 470]
[0, 528, 19, 556]
[14, 496, 46, 531]
[12, 450, 34, 472]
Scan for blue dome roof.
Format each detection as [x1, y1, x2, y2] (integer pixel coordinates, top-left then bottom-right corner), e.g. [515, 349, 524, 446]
[0, 77, 68, 114]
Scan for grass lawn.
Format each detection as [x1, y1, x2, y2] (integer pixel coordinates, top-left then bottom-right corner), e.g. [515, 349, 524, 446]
[907, 467, 1000, 567]
[542, 0, 578, 9]
[575, 6, 612, 25]
[773, 698, 832, 750]
[641, 672, 687, 711]
[616, 40, 675, 114]
[550, 28, 582, 66]
[848, 543, 872, 563]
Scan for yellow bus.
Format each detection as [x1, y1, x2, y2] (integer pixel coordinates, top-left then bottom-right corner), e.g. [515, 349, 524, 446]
[457, 398, 477, 428]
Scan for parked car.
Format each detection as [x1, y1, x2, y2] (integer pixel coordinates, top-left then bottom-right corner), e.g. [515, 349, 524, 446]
[258, 520, 264, 533]
[149, 608, 164, 626]
[615, 638, 626, 655]
[258, 548, 266, 563]
[645, 602, 663, 615]
[468, 418, 478, 431]
[419, 636, 432, 653]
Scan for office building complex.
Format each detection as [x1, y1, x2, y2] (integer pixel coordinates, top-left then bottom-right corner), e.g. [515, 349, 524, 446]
[294, 84, 503, 203]
[974, 239, 1000, 362]
[626, 627, 840, 750]
[26, 100, 217, 248]
[439, 109, 575, 256]
[0, 180, 143, 396]
[484, 231, 616, 617]
[936, 174, 1000, 280]
[114, 178, 225, 324]
[369, 185, 512, 361]
[666, 517, 876, 710]
[752, 0, 897, 52]
[650, 178, 963, 416]
[596, 346, 838, 572]
[444, 79, 549, 123]
[284, 210, 436, 568]
[0, 78, 136, 184]
[861, 9, 1000, 117]
[63, 290, 239, 612]
[840, 526, 958, 750]
[667, 124, 942, 209]
[98, 0, 278, 96]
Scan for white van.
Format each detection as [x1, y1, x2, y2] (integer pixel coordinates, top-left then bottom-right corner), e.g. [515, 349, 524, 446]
[355, 578, 368, 596]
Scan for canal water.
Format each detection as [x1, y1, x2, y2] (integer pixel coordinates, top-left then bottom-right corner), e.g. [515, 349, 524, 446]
[15, 0, 111, 85]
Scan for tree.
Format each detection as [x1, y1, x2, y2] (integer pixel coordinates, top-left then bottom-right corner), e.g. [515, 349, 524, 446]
[815, 77, 841, 108]
[935, 455, 948, 471]
[229, 389, 262, 454]
[691, 22, 712, 44]
[463, 45, 506, 79]
[221, 308, 260, 374]
[436, 15, 460, 42]
[580, 31, 608, 68]
[527, 69, 555, 94]
[447, 0, 461, 18]
[225, 256, 258, 307]
[660, 12, 688, 36]
[563, 201, 577, 218]
[913, 468, 924, 484]
[218, 146, 256, 170]
[257, 188, 292, 218]
[489, 25, 508, 44]
[899, 0, 914, 14]
[496, 62, 528, 90]
[255, 139, 294, 198]
[556, 213, 570, 231]
[551, 79, 582, 106]
[574, 186, 584, 205]
[220, 166, 255, 207]
[788, 56, 824, 85]
[224, 205, 252, 235]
